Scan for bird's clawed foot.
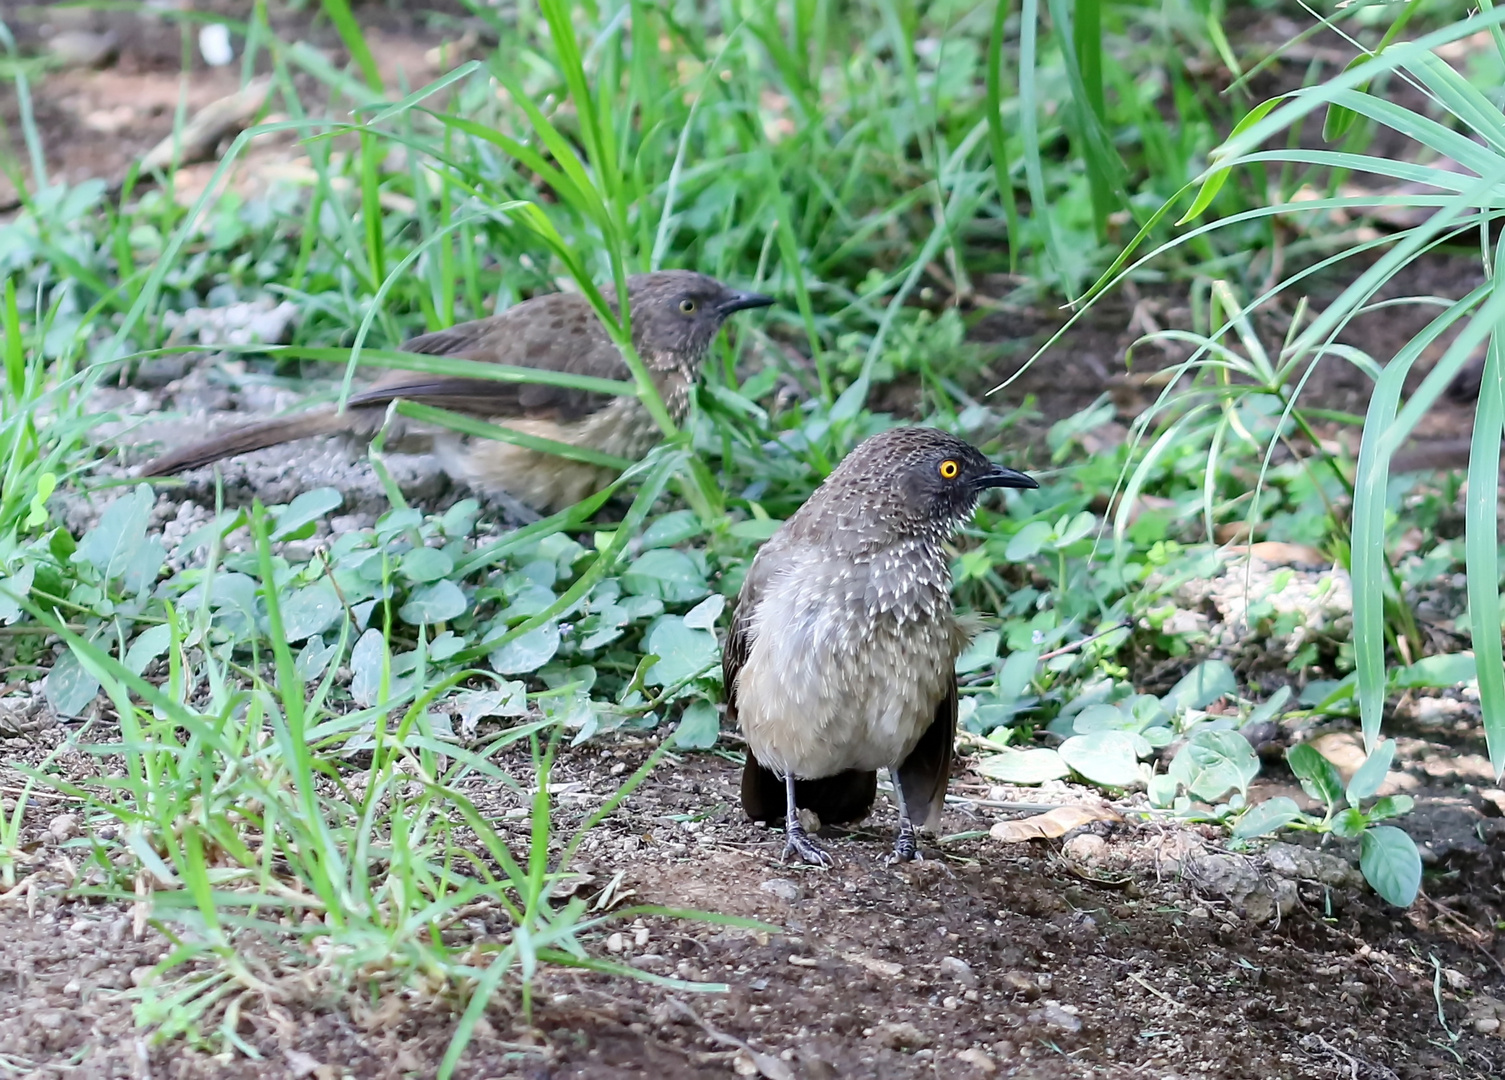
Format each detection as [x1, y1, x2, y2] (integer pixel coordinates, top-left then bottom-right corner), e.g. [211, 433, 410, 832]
[886, 820, 920, 865]
[782, 822, 834, 867]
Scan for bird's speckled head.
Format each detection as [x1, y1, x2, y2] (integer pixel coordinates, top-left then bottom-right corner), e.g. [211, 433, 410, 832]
[787, 427, 1038, 552]
[621, 270, 773, 368]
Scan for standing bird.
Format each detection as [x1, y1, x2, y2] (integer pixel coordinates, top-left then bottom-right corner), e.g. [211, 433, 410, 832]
[138, 271, 773, 514]
[723, 426, 1038, 865]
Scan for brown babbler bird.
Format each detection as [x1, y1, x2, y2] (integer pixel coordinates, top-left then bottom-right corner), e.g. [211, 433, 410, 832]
[723, 426, 1038, 865]
[139, 271, 773, 513]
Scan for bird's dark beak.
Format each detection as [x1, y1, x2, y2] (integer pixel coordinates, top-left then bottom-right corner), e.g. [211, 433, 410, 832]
[973, 464, 1039, 491]
[719, 290, 775, 315]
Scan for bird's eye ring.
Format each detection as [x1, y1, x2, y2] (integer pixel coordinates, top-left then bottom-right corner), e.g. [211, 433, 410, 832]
[679, 298, 697, 314]
[939, 459, 960, 480]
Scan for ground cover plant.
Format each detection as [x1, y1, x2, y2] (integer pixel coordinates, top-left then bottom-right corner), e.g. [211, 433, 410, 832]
[4, 1, 1505, 1076]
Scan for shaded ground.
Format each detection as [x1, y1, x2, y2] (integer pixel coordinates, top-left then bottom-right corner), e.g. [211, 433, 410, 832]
[5, 711, 1505, 1079]
[5, 5, 1505, 1080]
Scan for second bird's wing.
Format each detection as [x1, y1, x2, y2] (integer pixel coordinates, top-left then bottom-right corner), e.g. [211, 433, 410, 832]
[892, 676, 957, 832]
[351, 295, 630, 423]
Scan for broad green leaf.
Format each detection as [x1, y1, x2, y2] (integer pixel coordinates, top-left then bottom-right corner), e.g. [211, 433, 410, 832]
[1391, 653, 1476, 689]
[622, 549, 709, 603]
[1287, 743, 1344, 811]
[1161, 659, 1237, 714]
[995, 649, 1039, 702]
[1147, 772, 1179, 808]
[1246, 685, 1293, 727]
[0, 563, 35, 624]
[641, 510, 703, 550]
[956, 631, 1001, 674]
[121, 538, 166, 596]
[644, 615, 718, 687]
[124, 624, 172, 676]
[489, 623, 561, 675]
[1345, 738, 1396, 806]
[1232, 796, 1303, 839]
[673, 699, 721, 749]
[1005, 520, 1052, 561]
[1332, 808, 1367, 839]
[1368, 794, 1414, 822]
[1073, 703, 1133, 734]
[281, 582, 343, 642]
[683, 593, 726, 631]
[295, 635, 338, 682]
[400, 580, 467, 624]
[401, 546, 455, 584]
[1168, 729, 1259, 803]
[75, 484, 153, 580]
[45, 647, 100, 718]
[272, 487, 343, 541]
[1360, 826, 1422, 908]
[973, 747, 1072, 785]
[1058, 731, 1142, 788]
[350, 628, 387, 706]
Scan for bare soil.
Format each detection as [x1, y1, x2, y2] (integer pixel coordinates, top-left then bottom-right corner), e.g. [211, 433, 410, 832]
[5, 6, 1505, 1080]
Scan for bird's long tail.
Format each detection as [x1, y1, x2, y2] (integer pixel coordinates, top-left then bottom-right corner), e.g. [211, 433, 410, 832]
[138, 410, 354, 477]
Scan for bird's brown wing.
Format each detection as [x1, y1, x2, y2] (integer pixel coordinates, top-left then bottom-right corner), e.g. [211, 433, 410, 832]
[731, 550, 879, 826]
[355, 294, 629, 422]
[893, 675, 957, 832]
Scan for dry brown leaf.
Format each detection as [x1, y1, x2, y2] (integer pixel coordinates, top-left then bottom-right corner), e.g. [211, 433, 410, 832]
[989, 803, 1121, 843]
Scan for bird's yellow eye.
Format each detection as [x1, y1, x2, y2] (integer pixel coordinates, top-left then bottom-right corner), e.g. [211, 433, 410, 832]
[679, 298, 697, 314]
[939, 459, 959, 480]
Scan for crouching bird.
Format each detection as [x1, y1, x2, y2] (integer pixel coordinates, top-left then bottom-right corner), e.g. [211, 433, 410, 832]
[138, 271, 773, 515]
[723, 426, 1038, 865]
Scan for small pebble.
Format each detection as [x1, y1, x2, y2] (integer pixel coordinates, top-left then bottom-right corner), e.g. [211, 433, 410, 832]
[634, 926, 651, 948]
[1036, 1001, 1081, 1034]
[759, 878, 803, 902]
[955, 1048, 998, 1074]
[873, 1021, 929, 1049]
[48, 814, 79, 842]
[939, 955, 977, 987]
[605, 932, 625, 954]
[1062, 833, 1108, 862]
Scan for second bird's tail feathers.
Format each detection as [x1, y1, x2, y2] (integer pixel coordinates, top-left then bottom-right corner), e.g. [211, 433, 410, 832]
[138, 410, 353, 477]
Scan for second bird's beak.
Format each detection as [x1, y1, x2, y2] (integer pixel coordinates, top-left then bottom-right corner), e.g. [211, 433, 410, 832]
[720, 290, 776, 315]
[973, 464, 1039, 491]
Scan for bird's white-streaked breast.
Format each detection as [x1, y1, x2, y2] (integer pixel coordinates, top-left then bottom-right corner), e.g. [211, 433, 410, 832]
[735, 542, 961, 780]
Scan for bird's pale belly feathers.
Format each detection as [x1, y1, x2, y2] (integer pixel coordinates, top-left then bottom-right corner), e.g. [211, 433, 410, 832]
[735, 553, 961, 780]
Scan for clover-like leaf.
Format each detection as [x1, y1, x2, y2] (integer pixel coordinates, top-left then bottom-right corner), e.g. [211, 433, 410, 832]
[75, 484, 153, 580]
[399, 580, 467, 625]
[401, 546, 455, 584]
[1161, 659, 1236, 715]
[272, 487, 343, 541]
[1360, 826, 1422, 908]
[973, 747, 1071, 785]
[1058, 731, 1142, 788]
[489, 622, 561, 675]
[1232, 796, 1303, 840]
[1287, 742, 1344, 811]
[622, 549, 709, 603]
[124, 624, 172, 677]
[1168, 729, 1259, 803]
[673, 699, 721, 749]
[281, 581, 343, 642]
[1345, 738, 1395, 806]
[45, 646, 101, 718]
[644, 615, 718, 687]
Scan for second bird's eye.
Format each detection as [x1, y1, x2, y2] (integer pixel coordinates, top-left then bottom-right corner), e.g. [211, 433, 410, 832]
[679, 298, 697, 314]
[939, 459, 959, 480]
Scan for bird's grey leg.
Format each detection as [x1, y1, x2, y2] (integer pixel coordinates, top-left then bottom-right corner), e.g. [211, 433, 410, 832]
[887, 770, 921, 864]
[781, 772, 832, 867]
